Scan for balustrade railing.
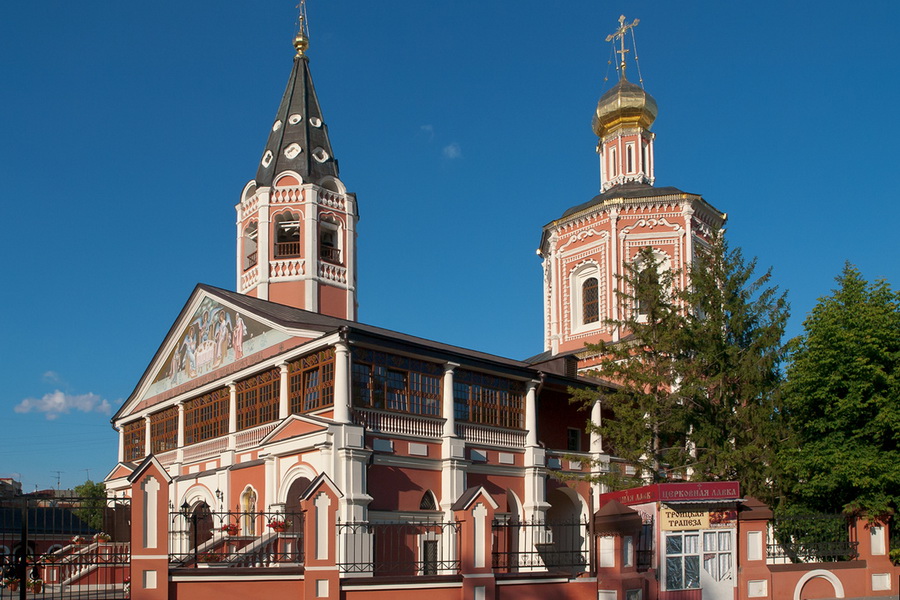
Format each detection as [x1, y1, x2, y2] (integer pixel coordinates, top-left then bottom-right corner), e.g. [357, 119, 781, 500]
[235, 422, 280, 450]
[168, 509, 304, 567]
[182, 437, 229, 464]
[352, 408, 444, 439]
[275, 241, 301, 257]
[320, 245, 341, 263]
[456, 422, 526, 448]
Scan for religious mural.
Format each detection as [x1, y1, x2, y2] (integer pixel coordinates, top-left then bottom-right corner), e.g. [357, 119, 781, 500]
[144, 297, 291, 398]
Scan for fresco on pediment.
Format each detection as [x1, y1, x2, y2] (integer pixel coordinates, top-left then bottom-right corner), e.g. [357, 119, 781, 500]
[145, 297, 290, 398]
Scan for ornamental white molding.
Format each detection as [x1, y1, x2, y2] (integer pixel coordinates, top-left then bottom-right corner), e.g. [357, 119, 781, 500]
[620, 217, 683, 237]
[318, 262, 348, 284]
[271, 186, 304, 204]
[559, 228, 610, 253]
[319, 190, 347, 211]
[319, 210, 346, 227]
[269, 259, 305, 279]
[239, 193, 261, 219]
[240, 265, 260, 292]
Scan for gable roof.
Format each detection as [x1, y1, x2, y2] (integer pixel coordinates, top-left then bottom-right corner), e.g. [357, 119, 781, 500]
[113, 284, 603, 423]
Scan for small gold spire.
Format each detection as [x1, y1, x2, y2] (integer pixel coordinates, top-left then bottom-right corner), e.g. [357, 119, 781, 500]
[605, 15, 639, 81]
[293, 0, 310, 56]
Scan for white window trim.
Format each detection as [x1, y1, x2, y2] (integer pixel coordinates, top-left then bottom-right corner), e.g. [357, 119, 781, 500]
[570, 262, 602, 334]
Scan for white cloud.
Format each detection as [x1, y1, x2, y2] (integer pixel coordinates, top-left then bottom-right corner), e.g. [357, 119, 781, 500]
[442, 143, 462, 159]
[15, 390, 112, 421]
[42, 371, 60, 383]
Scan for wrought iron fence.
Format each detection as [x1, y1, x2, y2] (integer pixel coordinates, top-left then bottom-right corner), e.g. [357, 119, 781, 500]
[492, 517, 590, 573]
[168, 508, 304, 568]
[0, 496, 130, 599]
[337, 520, 460, 576]
[768, 513, 857, 563]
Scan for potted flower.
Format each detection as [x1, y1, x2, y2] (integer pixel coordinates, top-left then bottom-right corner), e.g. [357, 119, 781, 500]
[93, 531, 111, 542]
[26, 578, 44, 593]
[3, 577, 19, 591]
[220, 523, 239, 535]
[71, 535, 87, 545]
[267, 519, 292, 533]
[198, 551, 224, 563]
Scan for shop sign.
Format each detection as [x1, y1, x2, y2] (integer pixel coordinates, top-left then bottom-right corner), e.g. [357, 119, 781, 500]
[661, 506, 709, 531]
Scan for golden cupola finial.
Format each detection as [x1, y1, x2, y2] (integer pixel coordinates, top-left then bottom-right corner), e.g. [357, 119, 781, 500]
[293, 0, 310, 57]
[593, 14, 656, 138]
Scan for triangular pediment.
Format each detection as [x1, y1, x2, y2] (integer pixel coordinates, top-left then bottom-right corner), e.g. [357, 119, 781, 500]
[262, 414, 331, 444]
[115, 285, 338, 420]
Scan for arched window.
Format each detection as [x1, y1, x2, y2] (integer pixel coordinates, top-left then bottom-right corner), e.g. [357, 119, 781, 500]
[419, 490, 438, 511]
[274, 212, 301, 258]
[240, 487, 257, 536]
[582, 278, 600, 324]
[243, 222, 258, 271]
[319, 218, 341, 264]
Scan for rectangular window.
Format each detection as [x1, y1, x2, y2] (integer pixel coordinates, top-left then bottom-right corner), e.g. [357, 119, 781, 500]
[626, 143, 635, 173]
[351, 348, 442, 417]
[567, 427, 582, 451]
[665, 532, 700, 590]
[289, 348, 336, 415]
[149, 406, 178, 454]
[236, 368, 280, 431]
[122, 420, 145, 462]
[184, 387, 229, 445]
[453, 369, 525, 429]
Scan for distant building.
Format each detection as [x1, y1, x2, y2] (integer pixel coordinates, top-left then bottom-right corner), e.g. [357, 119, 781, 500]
[0, 480, 21, 499]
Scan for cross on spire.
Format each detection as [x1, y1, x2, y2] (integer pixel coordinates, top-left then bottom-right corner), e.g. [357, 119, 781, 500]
[605, 15, 640, 81]
[294, 0, 310, 56]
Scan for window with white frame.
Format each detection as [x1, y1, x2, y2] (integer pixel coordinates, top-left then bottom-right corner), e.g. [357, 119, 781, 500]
[571, 263, 602, 331]
[664, 531, 700, 590]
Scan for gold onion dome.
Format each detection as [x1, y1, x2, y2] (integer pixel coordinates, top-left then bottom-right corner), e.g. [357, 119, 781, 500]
[592, 78, 658, 137]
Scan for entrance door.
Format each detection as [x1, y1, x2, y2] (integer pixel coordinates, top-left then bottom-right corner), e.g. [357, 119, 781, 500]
[699, 529, 734, 600]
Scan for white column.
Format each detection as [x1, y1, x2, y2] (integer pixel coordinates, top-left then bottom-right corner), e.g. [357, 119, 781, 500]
[442, 363, 458, 438]
[117, 427, 124, 463]
[333, 341, 350, 423]
[279, 362, 290, 419]
[144, 415, 152, 457]
[304, 186, 318, 312]
[609, 208, 619, 338]
[549, 232, 560, 355]
[257, 193, 271, 299]
[682, 204, 695, 287]
[525, 380, 539, 447]
[441, 362, 465, 517]
[176, 402, 185, 448]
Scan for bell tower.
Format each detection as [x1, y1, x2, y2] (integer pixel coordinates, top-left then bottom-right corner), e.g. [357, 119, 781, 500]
[538, 15, 725, 365]
[236, 8, 358, 320]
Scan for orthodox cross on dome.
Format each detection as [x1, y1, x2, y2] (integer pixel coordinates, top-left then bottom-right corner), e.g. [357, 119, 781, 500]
[605, 14, 640, 81]
[294, 0, 310, 56]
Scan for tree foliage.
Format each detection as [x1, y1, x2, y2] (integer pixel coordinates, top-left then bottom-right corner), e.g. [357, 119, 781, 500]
[777, 264, 900, 517]
[74, 479, 107, 531]
[572, 234, 789, 503]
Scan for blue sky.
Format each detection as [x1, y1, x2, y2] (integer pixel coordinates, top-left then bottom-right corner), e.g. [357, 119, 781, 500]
[2, 1, 898, 493]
